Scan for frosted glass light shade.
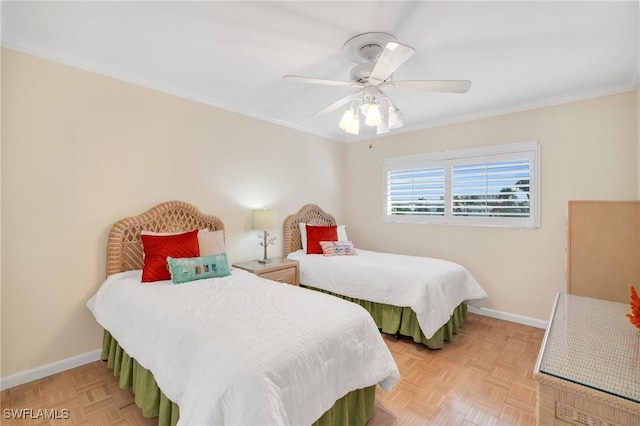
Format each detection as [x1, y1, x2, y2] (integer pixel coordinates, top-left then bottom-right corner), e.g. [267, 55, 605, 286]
[376, 119, 390, 134]
[339, 109, 354, 130]
[252, 209, 278, 230]
[388, 107, 404, 130]
[346, 116, 360, 135]
[365, 102, 382, 126]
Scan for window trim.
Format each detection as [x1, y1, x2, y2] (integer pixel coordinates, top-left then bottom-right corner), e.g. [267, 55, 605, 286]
[382, 140, 540, 228]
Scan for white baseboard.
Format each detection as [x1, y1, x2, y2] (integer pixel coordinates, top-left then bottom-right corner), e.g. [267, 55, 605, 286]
[468, 305, 547, 329]
[1, 349, 102, 391]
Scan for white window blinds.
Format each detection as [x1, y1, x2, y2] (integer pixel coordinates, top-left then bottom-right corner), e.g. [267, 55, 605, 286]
[451, 159, 530, 218]
[383, 141, 540, 228]
[387, 167, 445, 217]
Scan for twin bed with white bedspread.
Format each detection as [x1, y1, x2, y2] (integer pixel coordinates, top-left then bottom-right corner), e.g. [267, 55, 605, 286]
[283, 204, 488, 348]
[87, 201, 400, 426]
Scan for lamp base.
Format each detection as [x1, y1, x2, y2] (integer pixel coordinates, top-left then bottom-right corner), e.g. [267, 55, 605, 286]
[258, 230, 274, 264]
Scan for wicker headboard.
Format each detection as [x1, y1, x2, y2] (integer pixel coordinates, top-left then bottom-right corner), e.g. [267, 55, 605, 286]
[283, 204, 337, 258]
[106, 201, 225, 277]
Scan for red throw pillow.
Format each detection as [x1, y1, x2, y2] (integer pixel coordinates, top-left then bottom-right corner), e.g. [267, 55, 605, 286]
[305, 225, 338, 254]
[141, 229, 200, 282]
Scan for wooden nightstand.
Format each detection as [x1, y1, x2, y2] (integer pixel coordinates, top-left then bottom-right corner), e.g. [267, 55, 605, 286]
[232, 258, 299, 286]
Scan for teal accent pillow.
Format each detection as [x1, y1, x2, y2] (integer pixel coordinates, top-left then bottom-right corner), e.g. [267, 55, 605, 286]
[167, 253, 231, 284]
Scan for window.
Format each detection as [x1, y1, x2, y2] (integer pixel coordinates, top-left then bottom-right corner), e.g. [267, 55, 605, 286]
[387, 166, 445, 217]
[383, 141, 540, 228]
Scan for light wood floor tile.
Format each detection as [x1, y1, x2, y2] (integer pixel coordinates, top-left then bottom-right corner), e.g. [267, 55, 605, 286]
[1, 313, 544, 425]
[369, 313, 544, 425]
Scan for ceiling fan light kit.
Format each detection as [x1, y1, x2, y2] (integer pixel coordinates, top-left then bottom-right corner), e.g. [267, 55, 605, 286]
[338, 96, 403, 135]
[282, 32, 471, 137]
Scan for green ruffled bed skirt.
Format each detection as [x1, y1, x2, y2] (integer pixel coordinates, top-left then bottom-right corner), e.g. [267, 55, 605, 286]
[301, 285, 467, 349]
[102, 331, 179, 426]
[101, 330, 375, 426]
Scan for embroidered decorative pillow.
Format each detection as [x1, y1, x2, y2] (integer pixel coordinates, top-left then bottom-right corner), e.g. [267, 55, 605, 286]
[320, 241, 356, 256]
[141, 230, 200, 282]
[167, 253, 231, 284]
[305, 225, 338, 254]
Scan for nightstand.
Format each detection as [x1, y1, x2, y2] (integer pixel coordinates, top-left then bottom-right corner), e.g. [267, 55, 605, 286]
[232, 258, 299, 286]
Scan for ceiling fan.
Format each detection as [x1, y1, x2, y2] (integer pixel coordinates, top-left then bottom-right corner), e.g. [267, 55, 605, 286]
[282, 32, 471, 135]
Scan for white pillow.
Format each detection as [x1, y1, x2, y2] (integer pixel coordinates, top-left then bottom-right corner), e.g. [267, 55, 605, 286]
[141, 229, 225, 256]
[197, 229, 226, 256]
[337, 225, 348, 242]
[299, 223, 348, 253]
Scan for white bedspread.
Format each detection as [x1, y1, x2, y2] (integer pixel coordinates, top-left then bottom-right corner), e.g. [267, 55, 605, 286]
[87, 269, 399, 426]
[288, 249, 488, 339]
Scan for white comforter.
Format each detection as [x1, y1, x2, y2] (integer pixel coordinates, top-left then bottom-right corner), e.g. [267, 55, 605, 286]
[87, 269, 399, 426]
[288, 249, 488, 339]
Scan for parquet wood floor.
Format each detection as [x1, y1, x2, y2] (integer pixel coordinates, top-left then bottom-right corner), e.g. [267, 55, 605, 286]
[1, 313, 544, 425]
[369, 314, 545, 425]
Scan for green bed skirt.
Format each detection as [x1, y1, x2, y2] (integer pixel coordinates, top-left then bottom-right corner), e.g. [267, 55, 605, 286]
[301, 285, 467, 349]
[101, 330, 375, 426]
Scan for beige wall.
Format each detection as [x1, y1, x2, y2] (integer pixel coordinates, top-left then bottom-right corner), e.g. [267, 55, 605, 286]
[0, 49, 344, 377]
[2, 46, 639, 379]
[343, 92, 639, 321]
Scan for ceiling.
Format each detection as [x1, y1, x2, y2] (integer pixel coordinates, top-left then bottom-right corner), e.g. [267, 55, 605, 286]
[2, 1, 639, 142]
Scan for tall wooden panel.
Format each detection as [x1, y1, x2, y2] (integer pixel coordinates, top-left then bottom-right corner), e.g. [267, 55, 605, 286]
[567, 201, 640, 303]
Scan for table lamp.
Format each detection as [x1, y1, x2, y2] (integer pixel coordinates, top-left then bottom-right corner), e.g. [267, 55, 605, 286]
[252, 209, 278, 263]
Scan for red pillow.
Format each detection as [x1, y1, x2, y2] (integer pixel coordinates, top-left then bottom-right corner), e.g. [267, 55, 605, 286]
[305, 225, 338, 254]
[141, 229, 200, 282]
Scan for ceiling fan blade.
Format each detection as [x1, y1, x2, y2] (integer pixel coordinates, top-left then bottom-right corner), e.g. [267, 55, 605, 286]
[282, 75, 363, 88]
[368, 42, 415, 86]
[380, 80, 472, 93]
[311, 91, 361, 118]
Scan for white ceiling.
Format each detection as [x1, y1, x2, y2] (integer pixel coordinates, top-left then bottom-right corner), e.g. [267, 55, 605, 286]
[2, 1, 639, 142]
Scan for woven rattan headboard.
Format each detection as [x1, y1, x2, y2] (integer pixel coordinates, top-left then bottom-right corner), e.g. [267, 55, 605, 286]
[283, 204, 336, 258]
[106, 201, 225, 277]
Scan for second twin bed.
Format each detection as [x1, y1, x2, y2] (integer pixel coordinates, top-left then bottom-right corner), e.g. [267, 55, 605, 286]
[283, 204, 488, 349]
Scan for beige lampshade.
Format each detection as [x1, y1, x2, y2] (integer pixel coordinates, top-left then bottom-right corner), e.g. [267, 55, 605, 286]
[251, 209, 278, 230]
